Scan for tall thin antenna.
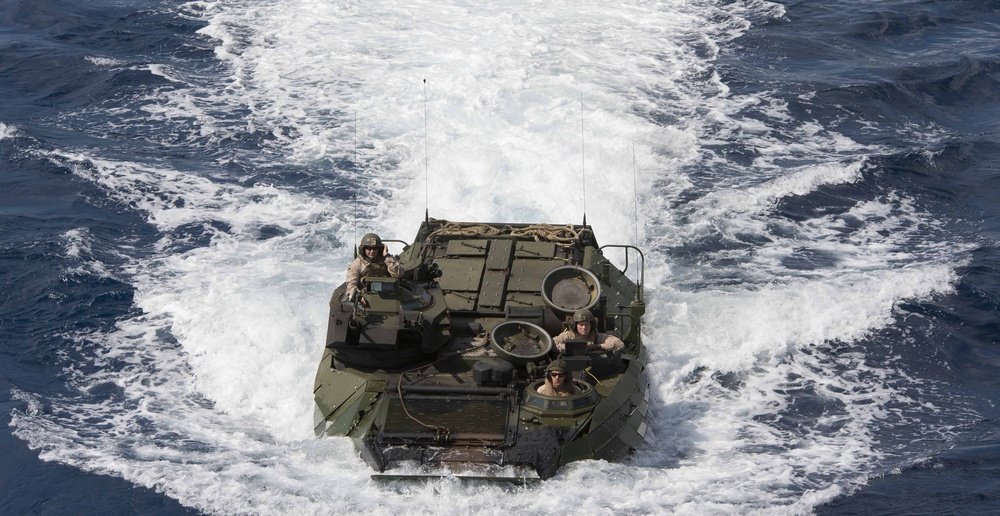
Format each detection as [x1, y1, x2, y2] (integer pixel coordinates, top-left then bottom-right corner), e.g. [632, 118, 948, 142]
[354, 111, 359, 258]
[423, 79, 429, 221]
[632, 141, 639, 248]
[580, 93, 587, 225]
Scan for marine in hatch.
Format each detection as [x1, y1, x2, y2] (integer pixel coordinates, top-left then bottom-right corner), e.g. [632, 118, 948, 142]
[553, 309, 624, 353]
[344, 232, 403, 300]
[536, 360, 581, 397]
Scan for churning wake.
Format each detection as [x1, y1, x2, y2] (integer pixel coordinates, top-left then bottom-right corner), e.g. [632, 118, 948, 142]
[9, 0, 973, 514]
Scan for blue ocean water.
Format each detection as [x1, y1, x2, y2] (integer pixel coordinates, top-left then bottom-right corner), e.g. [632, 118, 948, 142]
[1, 0, 998, 514]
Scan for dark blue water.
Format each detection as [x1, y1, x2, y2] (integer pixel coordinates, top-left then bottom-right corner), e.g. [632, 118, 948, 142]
[723, 1, 1000, 513]
[2, 2, 194, 512]
[2, 0, 999, 514]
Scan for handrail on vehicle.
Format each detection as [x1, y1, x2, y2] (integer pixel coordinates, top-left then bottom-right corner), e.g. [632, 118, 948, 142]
[598, 244, 644, 304]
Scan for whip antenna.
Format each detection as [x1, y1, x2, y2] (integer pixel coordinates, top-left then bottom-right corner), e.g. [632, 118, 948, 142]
[423, 79, 429, 221]
[632, 141, 639, 248]
[580, 93, 587, 225]
[353, 111, 359, 258]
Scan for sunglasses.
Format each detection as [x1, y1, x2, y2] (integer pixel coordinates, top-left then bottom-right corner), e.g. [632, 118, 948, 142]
[547, 372, 566, 378]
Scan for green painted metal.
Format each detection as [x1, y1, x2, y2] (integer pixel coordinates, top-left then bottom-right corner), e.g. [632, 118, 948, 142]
[313, 219, 650, 479]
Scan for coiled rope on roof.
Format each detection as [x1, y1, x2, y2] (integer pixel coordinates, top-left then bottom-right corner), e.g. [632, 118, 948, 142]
[509, 224, 581, 243]
[426, 221, 584, 244]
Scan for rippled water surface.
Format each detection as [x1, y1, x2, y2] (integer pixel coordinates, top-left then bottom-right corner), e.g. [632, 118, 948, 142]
[2, 0, 999, 514]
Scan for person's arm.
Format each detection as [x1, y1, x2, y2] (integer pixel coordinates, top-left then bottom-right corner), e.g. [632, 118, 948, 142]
[385, 250, 403, 278]
[552, 330, 570, 352]
[598, 333, 625, 352]
[345, 259, 361, 297]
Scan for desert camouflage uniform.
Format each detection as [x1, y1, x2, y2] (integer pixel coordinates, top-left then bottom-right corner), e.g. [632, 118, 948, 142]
[553, 327, 624, 353]
[345, 253, 402, 297]
[536, 360, 581, 396]
[536, 379, 581, 397]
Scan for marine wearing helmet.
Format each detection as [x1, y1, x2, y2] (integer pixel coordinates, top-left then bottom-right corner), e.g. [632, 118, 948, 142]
[344, 232, 403, 299]
[552, 308, 625, 353]
[536, 360, 581, 397]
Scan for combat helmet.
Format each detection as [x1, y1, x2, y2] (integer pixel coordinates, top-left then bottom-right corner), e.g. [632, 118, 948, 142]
[571, 309, 596, 324]
[546, 359, 569, 374]
[359, 233, 383, 250]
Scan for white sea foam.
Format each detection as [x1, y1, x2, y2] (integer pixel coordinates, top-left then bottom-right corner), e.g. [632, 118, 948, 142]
[0, 122, 17, 139]
[60, 228, 119, 279]
[85, 55, 125, 67]
[9, 0, 975, 514]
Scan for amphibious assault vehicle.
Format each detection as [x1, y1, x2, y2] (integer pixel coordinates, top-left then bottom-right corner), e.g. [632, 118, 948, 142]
[313, 217, 648, 480]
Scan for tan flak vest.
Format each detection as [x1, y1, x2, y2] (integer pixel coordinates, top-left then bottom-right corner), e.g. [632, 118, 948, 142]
[361, 259, 389, 279]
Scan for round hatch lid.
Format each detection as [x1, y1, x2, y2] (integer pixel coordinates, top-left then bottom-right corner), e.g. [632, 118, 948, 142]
[541, 265, 601, 314]
[490, 321, 553, 366]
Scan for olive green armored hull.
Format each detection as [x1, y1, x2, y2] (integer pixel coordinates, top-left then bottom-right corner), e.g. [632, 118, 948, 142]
[313, 219, 648, 479]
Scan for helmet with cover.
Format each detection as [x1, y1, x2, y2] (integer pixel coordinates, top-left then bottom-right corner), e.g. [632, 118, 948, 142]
[546, 359, 569, 374]
[359, 233, 384, 259]
[571, 309, 596, 324]
[360, 233, 383, 249]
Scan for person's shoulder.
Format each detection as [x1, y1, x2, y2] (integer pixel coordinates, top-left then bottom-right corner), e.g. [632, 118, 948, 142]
[598, 333, 625, 350]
